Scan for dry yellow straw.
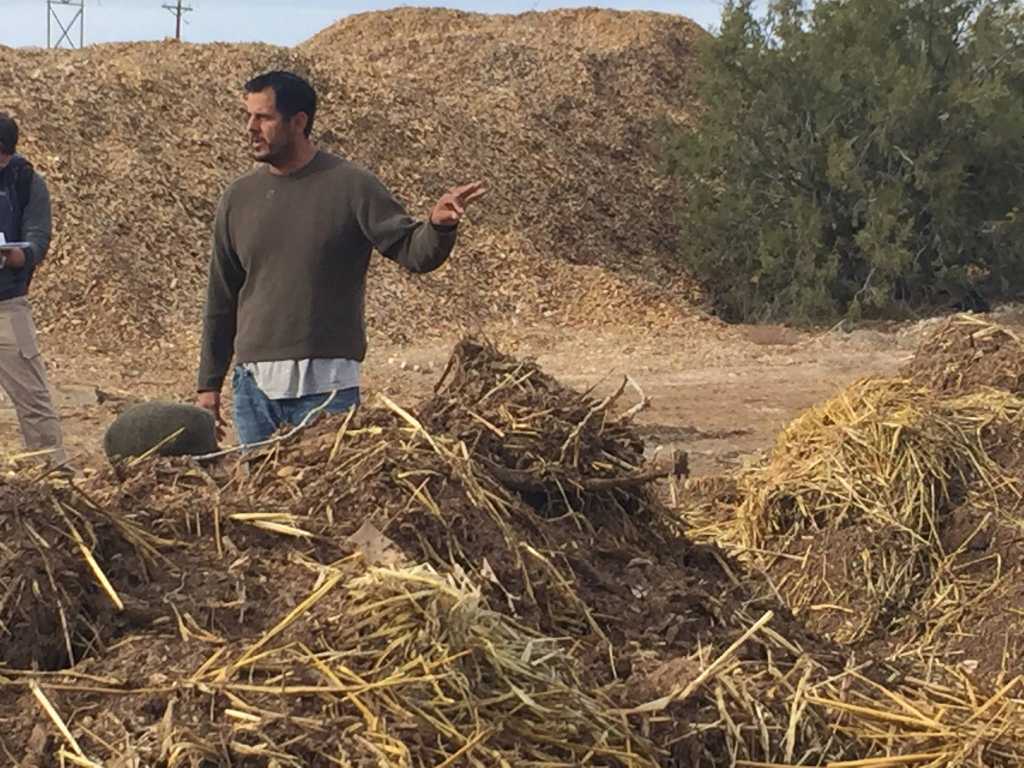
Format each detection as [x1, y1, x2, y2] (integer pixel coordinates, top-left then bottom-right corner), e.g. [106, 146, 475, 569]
[826, 754, 946, 767]
[55, 499, 124, 611]
[619, 610, 774, 715]
[378, 393, 442, 453]
[433, 728, 494, 768]
[804, 697, 954, 734]
[228, 513, 314, 538]
[31, 682, 100, 766]
[962, 675, 1021, 725]
[57, 752, 107, 768]
[224, 708, 262, 723]
[127, 427, 185, 466]
[226, 570, 343, 675]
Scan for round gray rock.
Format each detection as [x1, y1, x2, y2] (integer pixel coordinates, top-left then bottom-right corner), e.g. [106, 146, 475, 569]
[103, 401, 217, 460]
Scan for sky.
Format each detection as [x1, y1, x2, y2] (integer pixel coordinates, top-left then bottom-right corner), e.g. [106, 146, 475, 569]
[2, 0, 730, 49]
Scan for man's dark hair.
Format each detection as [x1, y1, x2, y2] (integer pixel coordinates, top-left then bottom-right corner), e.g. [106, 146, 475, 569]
[0, 113, 18, 155]
[245, 71, 317, 137]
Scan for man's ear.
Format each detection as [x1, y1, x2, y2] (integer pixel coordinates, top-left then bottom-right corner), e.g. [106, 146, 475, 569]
[292, 112, 310, 136]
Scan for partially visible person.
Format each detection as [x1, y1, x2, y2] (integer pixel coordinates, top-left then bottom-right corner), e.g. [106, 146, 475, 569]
[0, 112, 68, 469]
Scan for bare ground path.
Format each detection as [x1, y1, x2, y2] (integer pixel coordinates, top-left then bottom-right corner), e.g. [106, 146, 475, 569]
[6, 312, 987, 475]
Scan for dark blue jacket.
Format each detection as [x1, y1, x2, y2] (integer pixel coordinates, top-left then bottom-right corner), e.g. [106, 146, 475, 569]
[0, 155, 52, 300]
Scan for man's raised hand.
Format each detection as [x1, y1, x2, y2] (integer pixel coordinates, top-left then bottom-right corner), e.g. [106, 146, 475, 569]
[430, 181, 487, 227]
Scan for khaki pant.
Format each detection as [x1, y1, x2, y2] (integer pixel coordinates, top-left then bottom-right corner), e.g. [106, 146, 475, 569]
[0, 296, 67, 466]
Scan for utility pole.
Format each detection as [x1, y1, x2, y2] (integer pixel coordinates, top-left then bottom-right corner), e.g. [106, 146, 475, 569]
[46, 0, 85, 49]
[162, 0, 193, 41]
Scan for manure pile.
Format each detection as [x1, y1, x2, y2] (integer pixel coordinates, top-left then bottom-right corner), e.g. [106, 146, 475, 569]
[682, 314, 1024, 766]
[6, 329, 1024, 766]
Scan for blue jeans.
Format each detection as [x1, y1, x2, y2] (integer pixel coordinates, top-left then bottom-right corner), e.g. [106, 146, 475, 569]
[232, 366, 360, 446]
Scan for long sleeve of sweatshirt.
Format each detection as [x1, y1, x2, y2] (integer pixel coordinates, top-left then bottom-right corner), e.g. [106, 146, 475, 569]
[197, 193, 246, 392]
[351, 170, 457, 274]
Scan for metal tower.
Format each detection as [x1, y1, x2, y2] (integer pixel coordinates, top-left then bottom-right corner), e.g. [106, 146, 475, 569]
[47, 0, 85, 49]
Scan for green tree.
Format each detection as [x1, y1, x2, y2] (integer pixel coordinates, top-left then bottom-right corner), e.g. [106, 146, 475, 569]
[667, 0, 1024, 322]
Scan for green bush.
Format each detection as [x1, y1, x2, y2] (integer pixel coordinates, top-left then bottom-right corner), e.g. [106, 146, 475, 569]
[666, 0, 1024, 323]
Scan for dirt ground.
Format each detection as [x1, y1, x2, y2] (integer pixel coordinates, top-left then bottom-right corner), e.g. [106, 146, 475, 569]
[6, 309, 1007, 477]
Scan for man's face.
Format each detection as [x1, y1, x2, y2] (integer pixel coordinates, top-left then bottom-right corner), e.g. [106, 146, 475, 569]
[244, 88, 302, 164]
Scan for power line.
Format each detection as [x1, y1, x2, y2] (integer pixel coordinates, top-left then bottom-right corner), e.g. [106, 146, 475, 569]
[162, 0, 194, 41]
[46, 0, 85, 49]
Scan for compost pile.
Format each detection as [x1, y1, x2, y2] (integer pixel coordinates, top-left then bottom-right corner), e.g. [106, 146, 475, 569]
[680, 315, 1024, 766]
[4, 332, 1024, 766]
[903, 313, 1024, 395]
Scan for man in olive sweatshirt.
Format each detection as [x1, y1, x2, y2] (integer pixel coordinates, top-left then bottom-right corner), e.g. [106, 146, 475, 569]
[196, 71, 485, 445]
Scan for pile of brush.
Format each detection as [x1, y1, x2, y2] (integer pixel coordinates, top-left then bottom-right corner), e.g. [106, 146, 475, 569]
[14, 332, 1024, 767]
[903, 313, 1024, 395]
